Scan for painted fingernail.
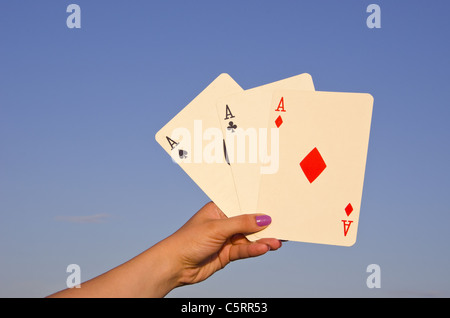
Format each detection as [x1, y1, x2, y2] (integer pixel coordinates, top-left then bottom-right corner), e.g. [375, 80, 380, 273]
[256, 215, 272, 226]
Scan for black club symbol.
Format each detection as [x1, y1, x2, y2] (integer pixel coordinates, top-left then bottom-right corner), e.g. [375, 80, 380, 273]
[227, 121, 237, 132]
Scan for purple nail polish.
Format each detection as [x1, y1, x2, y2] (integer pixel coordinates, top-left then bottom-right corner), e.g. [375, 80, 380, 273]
[256, 215, 272, 226]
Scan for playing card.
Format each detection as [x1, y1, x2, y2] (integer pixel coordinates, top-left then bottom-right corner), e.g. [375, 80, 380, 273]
[256, 89, 373, 246]
[155, 73, 243, 217]
[215, 74, 315, 215]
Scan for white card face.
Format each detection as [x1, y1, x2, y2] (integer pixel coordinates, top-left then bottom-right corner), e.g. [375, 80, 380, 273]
[215, 74, 315, 215]
[155, 73, 243, 217]
[256, 90, 373, 246]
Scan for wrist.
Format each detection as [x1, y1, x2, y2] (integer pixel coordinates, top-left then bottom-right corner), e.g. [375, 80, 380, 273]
[138, 238, 185, 297]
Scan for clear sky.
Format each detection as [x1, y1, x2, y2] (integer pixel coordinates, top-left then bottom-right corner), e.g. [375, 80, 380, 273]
[1, 0, 449, 297]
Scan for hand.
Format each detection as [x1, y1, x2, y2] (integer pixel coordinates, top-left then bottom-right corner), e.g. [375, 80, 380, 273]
[163, 201, 282, 287]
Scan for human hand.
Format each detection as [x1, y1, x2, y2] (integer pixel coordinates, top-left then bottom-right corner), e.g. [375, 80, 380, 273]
[161, 201, 282, 287]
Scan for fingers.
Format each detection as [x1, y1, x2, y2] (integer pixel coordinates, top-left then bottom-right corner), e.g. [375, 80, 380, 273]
[255, 238, 283, 251]
[195, 202, 283, 258]
[228, 242, 270, 262]
[228, 238, 283, 261]
[231, 235, 282, 251]
[215, 213, 272, 239]
[226, 226, 282, 263]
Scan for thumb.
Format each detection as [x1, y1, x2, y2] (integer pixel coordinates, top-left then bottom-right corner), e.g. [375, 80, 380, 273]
[215, 214, 272, 239]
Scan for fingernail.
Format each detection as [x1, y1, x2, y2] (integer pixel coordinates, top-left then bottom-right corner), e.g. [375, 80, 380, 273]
[256, 215, 272, 226]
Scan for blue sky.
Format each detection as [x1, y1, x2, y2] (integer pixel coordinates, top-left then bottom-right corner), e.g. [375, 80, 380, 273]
[1, 0, 449, 297]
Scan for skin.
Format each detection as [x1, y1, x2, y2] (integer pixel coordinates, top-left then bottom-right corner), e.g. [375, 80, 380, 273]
[47, 202, 281, 298]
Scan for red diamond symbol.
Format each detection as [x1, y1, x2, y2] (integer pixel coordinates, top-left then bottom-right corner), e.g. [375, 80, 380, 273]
[275, 115, 283, 128]
[345, 203, 353, 217]
[299, 147, 326, 183]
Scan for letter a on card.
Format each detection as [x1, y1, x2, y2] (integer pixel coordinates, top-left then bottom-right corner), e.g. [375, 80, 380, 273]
[275, 97, 286, 112]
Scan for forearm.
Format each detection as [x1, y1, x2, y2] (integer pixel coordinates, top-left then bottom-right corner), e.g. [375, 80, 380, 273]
[47, 240, 182, 298]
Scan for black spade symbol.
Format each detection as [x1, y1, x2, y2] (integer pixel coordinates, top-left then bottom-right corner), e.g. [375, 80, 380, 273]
[178, 149, 188, 159]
